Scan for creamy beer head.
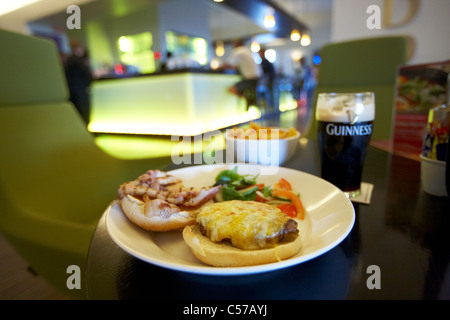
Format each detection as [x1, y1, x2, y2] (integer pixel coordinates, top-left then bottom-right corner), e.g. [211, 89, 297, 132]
[316, 92, 375, 123]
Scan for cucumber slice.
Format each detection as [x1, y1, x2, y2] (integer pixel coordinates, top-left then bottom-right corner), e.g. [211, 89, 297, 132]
[266, 200, 293, 206]
[238, 186, 258, 197]
[273, 196, 291, 202]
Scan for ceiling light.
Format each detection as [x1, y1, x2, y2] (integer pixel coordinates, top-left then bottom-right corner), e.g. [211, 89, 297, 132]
[215, 46, 225, 57]
[264, 15, 275, 28]
[265, 49, 276, 63]
[250, 40, 260, 53]
[210, 58, 221, 70]
[301, 33, 311, 46]
[215, 41, 225, 57]
[118, 36, 129, 52]
[290, 29, 301, 42]
[291, 50, 302, 61]
[263, 9, 276, 29]
[0, 0, 41, 16]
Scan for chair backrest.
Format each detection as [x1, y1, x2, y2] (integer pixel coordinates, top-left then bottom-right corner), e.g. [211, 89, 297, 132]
[0, 29, 68, 106]
[0, 29, 122, 224]
[309, 36, 409, 141]
[0, 29, 172, 299]
[0, 29, 118, 298]
[0, 102, 127, 224]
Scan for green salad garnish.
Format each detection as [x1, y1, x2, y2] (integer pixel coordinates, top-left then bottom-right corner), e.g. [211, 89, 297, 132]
[214, 166, 261, 201]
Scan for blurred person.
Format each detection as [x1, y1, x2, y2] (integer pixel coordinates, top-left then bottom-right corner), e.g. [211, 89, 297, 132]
[259, 48, 275, 79]
[293, 56, 315, 105]
[223, 39, 262, 109]
[300, 57, 317, 107]
[160, 51, 173, 71]
[65, 39, 92, 124]
[259, 48, 276, 109]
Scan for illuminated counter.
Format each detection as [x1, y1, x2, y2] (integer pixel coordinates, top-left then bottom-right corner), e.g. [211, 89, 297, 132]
[88, 70, 261, 136]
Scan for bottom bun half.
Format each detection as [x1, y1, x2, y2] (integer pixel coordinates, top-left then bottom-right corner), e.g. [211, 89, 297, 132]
[120, 195, 198, 231]
[182, 224, 302, 267]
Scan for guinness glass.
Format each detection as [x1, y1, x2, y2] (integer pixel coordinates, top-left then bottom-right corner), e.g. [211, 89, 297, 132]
[316, 92, 375, 198]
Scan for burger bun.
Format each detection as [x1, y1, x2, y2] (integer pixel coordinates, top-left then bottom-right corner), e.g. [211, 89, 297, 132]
[120, 195, 201, 232]
[182, 223, 302, 267]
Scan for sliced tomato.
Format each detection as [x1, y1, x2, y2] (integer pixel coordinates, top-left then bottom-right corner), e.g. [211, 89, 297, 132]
[277, 203, 297, 217]
[272, 189, 305, 220]
[274, 178, 292, 191]
[255, 193, 267, 203]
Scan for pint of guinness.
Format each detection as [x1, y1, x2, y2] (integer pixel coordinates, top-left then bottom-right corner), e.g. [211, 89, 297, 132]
[316, 92, 375, 197]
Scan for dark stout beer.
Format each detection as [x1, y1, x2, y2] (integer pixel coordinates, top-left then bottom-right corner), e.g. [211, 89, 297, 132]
[317, 120, 374, 192]
[316, 92, 375, 197]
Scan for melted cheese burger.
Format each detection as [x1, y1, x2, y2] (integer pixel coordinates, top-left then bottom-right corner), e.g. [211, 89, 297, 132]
[182, 200, 302, 267]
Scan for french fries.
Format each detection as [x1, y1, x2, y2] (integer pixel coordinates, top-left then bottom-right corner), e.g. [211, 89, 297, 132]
[230, 122, 299, 140]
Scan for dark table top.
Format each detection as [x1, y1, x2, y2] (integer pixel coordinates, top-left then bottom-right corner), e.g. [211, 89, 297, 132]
[85, 140, 450, 301]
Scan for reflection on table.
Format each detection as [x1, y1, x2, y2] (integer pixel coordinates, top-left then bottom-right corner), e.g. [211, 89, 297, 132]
[86, 137, 450, 300]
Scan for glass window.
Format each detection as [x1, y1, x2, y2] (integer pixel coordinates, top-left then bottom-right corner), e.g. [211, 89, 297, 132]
[165, 30, 208, 67]
[117, 32, 155, 74]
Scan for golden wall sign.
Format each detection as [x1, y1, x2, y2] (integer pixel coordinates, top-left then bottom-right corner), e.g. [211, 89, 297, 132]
[382, 0, 420, 29]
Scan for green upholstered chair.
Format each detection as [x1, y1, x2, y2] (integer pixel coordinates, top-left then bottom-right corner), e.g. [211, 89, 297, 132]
[0, 29, 171, 299]
[307, 36, 410, 141]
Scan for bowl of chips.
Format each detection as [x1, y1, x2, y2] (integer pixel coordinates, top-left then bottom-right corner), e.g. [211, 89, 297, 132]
[225, 122, 300, 166]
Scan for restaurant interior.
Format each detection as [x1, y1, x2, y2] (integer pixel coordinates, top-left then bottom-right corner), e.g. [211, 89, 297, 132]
[0, 0, 449, 301]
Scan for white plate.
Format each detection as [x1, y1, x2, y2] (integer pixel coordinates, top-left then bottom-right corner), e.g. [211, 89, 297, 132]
[106, 164, 355, 276]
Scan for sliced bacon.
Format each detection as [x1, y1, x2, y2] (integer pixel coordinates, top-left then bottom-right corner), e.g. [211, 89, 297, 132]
[182, 185, 221, 207]
[143, 198, 180, 219]
[118, 170, 221, 217]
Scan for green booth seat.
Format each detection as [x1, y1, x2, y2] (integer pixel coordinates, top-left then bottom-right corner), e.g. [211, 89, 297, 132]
[307, 36, 410, 141]
[0, 29, 172, 299]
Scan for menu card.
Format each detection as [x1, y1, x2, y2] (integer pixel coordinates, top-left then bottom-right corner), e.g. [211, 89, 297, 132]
[392, 60, 449, 157]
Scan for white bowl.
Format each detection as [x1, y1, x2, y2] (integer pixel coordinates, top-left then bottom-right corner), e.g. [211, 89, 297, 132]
[420, 154, 448, 197]
[224, 127, 300, 166]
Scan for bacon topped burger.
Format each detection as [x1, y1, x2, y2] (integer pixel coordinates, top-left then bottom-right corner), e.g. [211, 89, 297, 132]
[117, 170, 220, 231]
